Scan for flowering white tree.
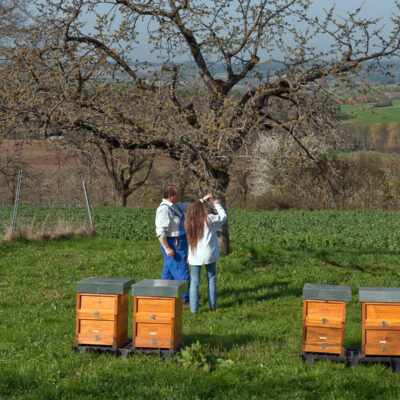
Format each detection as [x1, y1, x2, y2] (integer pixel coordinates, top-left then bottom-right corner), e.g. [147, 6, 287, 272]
[251, 131, 332, 197]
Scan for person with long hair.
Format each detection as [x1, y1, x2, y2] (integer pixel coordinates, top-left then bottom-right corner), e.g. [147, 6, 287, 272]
[155, 185, 212, 306]
[184, 197, 227, 313]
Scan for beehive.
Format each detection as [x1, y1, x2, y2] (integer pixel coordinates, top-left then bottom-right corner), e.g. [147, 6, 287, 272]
[360, 287, 400, 357]
[75, 277, 133, 349]
[132, 279, 188, 351]
[302, 283, 351, 355]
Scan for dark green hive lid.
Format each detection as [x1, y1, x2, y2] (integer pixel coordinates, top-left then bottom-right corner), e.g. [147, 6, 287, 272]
[359, 287, 400, 303]
[132, 279, 188, 298]
[77, 277, 134, 294]
[302, 283, 351, 302]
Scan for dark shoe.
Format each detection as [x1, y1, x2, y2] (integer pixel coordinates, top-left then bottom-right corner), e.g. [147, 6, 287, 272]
[183, 301, 190, 308]
[210, 308, 217, 312]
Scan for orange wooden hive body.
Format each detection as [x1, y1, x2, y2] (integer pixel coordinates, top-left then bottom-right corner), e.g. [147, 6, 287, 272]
[301, 284, 351, 356]
[75, 277, 133, 349]
[360, 287, 400, 357]
[132, 279, 188, 351]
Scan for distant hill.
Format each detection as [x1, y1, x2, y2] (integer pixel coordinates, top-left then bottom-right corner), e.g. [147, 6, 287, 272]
[116, 59, 400, 85]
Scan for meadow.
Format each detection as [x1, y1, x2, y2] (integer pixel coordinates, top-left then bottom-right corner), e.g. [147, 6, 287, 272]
[341, 99, 400, 124]
[2, 207, 400, 399]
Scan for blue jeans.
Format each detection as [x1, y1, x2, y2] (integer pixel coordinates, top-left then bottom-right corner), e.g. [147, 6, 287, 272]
[189, 262, 216, 312]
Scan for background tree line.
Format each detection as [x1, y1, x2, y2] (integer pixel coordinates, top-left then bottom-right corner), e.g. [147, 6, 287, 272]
[345, 122, 400, 152]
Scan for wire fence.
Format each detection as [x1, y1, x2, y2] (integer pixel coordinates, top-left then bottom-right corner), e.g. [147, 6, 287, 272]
[0, 172, 119, 208]
[0, 185, 13, 206]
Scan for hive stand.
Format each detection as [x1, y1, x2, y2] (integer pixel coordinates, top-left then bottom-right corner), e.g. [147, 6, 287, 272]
[300, 347, 400, 373]
[301, 283, 351, 356]
[360, 287, 400, 358]
[72, 340, 132, 358]
[131, 279, 188, 355]
[74, 277, 133, 352]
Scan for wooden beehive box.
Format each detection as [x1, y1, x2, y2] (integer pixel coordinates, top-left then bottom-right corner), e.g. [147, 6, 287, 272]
[132, 279, 188, 351]
[360, 287, 400, 357]
[75, 277, 133, 349]
[302, 283, 351, 355]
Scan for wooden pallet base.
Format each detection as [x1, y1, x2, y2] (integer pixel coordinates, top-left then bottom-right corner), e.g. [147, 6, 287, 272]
[72, 340, 131, 358]
[300, 348, 400, 373]
[132, 343, 183, 359]
[72, 340, 182, 359]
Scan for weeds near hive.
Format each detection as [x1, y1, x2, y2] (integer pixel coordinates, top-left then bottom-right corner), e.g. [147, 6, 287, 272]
[176, 340, 234, 372]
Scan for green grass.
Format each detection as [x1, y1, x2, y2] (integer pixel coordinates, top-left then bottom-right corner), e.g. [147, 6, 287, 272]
[341, 100, 400, 123]
[2, 235, 400, 399]
[3, 207, 400, 251]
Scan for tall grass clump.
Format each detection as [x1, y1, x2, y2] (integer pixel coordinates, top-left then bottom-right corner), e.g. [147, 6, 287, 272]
[1, 217, 92, 242]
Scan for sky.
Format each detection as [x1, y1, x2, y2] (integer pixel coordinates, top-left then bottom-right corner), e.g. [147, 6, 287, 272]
[302, 0, 399, 60]
[129, 0, 400, 62]
[313, 0, 397, 18]
[78, 0, 400, 63]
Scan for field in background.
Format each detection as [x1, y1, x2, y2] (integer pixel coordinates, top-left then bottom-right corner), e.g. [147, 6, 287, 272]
[2, 207, 400, 251]
[0, 140, 177, 208]
[341, 99, 400, 124]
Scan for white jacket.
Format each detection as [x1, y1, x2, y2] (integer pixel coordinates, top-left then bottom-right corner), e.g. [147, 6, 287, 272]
[188, 204, 227, 265]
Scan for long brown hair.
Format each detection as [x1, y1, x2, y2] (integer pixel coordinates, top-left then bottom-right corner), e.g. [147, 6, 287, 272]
[184, 199, 208, 253]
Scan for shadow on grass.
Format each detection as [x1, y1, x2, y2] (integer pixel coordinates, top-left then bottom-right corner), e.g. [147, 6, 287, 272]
[238, 245, 398, 275]
[345, 338, 362, 349]
[218, 281, 302, 308]
[266, 365, 398, 399]
[183, 332, 286, 351]
[0, 368, 40, 398]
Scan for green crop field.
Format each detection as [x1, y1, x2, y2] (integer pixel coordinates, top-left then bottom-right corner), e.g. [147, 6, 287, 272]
[341, 100, 400, 124]
[2, 208, 400, 399]
[3, 206, 400, 251]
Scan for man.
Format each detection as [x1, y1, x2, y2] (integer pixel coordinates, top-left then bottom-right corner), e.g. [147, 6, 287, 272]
[155, 185, 211, 305]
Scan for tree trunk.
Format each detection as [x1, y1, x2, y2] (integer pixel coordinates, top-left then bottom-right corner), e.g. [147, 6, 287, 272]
[213, 172, 230, 255]
[119, 192, 128, 207]
[218, 215, 230, 255]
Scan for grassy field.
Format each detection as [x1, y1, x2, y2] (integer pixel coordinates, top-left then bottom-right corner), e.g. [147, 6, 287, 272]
[2, 212, 400, 398]
[3, 207, 400, 251]
[341, 99, 400, 123]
